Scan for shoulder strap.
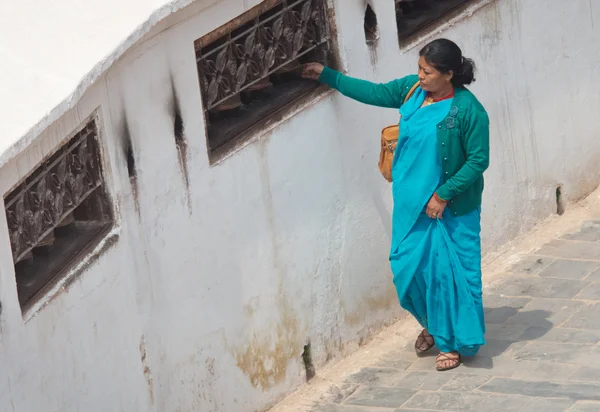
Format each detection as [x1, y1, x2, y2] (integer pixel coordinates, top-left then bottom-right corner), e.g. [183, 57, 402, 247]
[403, 81, 421, 104]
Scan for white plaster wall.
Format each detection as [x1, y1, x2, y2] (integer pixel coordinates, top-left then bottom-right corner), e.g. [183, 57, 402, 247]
[0, 0, 599, 411]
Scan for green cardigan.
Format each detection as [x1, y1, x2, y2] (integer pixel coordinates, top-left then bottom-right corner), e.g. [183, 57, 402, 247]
[319, 67, 490, 216]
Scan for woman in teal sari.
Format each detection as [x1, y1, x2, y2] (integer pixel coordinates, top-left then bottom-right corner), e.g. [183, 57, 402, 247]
[303, 39, 490, 371]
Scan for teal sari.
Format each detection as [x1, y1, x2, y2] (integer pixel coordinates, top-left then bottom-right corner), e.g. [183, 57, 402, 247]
[390, 88, 486, 356]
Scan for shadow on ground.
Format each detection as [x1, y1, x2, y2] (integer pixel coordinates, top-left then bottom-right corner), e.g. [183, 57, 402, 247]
[463, 307, 553, 370]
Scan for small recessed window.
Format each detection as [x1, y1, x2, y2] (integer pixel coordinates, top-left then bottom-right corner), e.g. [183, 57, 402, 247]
[364, 4, 379, 46]
[4, 119, 113, 310]
[195, 0, 337, 159]
[395, 0, 471, 44]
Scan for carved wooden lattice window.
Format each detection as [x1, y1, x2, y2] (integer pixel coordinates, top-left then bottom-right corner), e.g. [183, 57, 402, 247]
[195, 0, 335, 156]
[395, 0, 471, 42]
[4, 119, 113, 309]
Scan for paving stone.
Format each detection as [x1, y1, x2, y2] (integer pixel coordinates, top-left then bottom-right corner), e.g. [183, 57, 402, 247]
[411, 355, 517, 377]
[460, 355, 497, 371]
[519, 327, 600, 344]
[440, 374, 492, 391]
[320, 383, 361, 404]
[344, 386, 416, 409]
[489, 277, 589, 299]
[535, 240, 600, 260]
[583, 267, 600, 282]
[484, 295, 532, 324]
[570, 402, 600, 411]
[485, 324, 530, 341]
[576, 283, 600, 300]
[520, 397, 575, 412]
[379, 349, 422, 365]
[479, 377, 600, 401]
[484, 294, 532, 309]
[570, 366, 600, 382]
[561, 221, 600, 242]
[409, 354, 507, 375]
[510, 360, 579, 381]
[538, 259, 599, 280]
[402, 391, 528, 411]
[563, 303, 600, 330]
[374, 359, 414, 371]
[393, 371, 451, 390]
[393, 410, 434, 412]
[346, 368, 407, 386]
[508, 255, 554, 275]
[406, 355, 440, 371]
[484, 307, 520, 324]
[315, 405, 393, 412]
[476, 338, 527, 358]
[505, 299, 585, 327]
[513, 342, 600, 365]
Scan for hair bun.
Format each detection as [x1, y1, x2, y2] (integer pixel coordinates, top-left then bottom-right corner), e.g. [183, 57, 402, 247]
[456, 57, 475, 85]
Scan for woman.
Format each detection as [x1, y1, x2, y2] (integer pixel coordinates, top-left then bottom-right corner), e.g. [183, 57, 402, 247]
[302, 39, 489, 371]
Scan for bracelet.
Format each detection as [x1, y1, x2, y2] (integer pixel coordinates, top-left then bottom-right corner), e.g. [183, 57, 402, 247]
[434, 192, 448, 203]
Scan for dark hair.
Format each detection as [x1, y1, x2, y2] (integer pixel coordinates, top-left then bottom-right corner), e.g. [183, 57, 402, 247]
[419, 39, 476, 87]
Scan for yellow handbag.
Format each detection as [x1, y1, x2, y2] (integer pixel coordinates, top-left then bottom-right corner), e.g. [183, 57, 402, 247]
[378, 81, 420, 182]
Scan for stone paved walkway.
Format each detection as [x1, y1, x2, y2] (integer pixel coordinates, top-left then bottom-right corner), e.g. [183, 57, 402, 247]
[271, 211, 600, 412]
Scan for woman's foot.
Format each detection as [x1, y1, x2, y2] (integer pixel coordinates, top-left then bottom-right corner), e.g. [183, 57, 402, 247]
[414, 329, 435, 356]
[436, 352, 461, 371]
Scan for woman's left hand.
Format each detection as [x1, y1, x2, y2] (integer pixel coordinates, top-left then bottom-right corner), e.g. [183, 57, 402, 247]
[426, 195, 447, 220]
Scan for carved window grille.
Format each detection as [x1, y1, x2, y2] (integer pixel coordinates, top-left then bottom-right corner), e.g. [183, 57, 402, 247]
[4, 119, 113, 309]
[195, 0, 335, 156]
[395, 0, 471, 42]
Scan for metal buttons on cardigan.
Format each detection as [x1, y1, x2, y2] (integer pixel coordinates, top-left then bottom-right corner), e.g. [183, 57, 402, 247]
[441, 106, 458, 186]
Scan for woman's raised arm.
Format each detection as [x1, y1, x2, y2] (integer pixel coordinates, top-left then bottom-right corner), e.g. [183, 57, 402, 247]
[302, 63, 417, 109]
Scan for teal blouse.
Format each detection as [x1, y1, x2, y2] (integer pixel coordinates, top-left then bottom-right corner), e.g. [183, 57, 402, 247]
[319, 67, 490, 216]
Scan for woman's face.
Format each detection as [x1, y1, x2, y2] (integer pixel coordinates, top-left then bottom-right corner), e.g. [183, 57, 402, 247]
[418, 56, 453, 92]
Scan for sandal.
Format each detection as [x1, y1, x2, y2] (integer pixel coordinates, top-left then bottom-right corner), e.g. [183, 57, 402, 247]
[436, 352, 461, 372]
[414, 329, 435, 356]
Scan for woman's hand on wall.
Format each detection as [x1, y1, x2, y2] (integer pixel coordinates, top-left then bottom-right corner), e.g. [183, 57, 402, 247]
[426, 195, 447, 220]
[301, 63, 325, 80]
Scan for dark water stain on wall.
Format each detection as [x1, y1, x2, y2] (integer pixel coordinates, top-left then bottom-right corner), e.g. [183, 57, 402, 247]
[169, 75, 192, 214]
[121, 112, 140, 218]
[139, 335, 154, 405]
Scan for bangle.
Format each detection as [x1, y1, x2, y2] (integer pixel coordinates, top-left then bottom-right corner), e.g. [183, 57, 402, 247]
[434, 192, 447, 203]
